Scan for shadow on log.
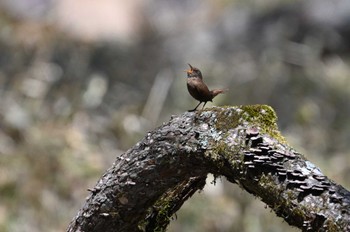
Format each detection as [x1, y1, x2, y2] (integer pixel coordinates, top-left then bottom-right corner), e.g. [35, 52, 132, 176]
[67, 105, 350, 232]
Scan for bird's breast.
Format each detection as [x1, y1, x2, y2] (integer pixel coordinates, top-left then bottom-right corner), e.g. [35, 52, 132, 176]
[187, 77, 212, 102]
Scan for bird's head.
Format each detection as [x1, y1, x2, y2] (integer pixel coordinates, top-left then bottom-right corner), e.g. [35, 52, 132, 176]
[185, 64, 202, 79]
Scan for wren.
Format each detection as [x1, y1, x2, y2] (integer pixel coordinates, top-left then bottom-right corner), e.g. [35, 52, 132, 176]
[185, 64, 227, 111]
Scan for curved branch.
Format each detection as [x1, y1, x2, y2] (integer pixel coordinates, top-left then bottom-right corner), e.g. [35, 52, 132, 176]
[67, 105, 350, 232]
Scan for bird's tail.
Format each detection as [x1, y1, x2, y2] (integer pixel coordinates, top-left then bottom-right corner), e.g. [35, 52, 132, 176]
[210, 88, 228, 98]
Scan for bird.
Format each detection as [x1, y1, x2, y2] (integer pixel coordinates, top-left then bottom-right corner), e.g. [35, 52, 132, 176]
[185, 64, 227, 112]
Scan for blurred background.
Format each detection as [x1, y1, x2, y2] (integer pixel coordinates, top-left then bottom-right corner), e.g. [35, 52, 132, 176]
[0, 0, 349, 231]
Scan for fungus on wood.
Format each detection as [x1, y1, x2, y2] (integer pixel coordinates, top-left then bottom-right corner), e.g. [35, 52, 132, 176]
[67, 105, 350, 232]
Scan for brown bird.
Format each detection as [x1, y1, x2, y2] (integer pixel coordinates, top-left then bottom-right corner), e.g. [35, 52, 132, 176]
[185, 64, 227, 111]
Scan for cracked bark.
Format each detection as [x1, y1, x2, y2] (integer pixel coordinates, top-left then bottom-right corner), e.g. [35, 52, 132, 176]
[67, 105, 350, 232]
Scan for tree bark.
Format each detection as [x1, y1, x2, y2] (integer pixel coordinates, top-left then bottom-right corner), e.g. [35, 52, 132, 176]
[67, 105, 350, 232]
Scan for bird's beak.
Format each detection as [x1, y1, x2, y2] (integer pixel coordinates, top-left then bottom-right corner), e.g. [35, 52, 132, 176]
[184, 63, 193, 74]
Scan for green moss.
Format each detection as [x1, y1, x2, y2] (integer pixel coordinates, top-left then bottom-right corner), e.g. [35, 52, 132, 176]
[241, 105, 286, 143]
[257, 174, 283, 200]
[325, 219, 340, 232]
[210, 106, 240, 132]
[212, 105, 286, 144]
[139, 200, 172, 232]
[139, 186, 183, 231]
[138, 204, 170, 232]
[154, 204, 172, 232]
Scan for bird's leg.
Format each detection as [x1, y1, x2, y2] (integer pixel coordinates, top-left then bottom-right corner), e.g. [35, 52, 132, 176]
[201, 102, 207, 110]
[188, 102, 202, 112]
